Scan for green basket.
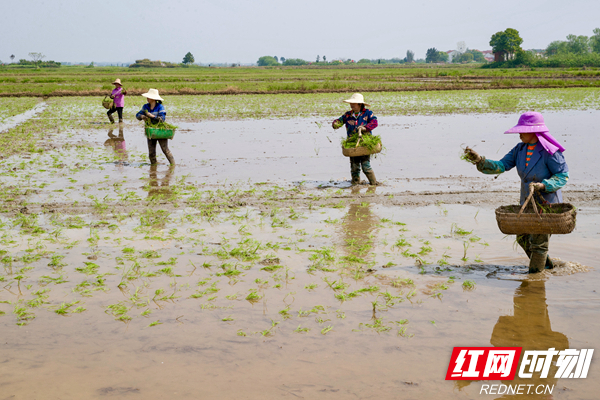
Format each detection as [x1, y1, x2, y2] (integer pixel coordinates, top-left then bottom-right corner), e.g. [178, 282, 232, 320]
[145, 127, 175, 140]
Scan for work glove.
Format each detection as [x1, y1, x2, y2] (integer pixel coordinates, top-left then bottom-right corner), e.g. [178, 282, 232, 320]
[530, 182, 545, 192]
[464, 147, 482, 164]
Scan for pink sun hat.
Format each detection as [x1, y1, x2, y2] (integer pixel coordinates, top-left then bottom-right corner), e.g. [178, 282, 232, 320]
[504, 111, 565, 155]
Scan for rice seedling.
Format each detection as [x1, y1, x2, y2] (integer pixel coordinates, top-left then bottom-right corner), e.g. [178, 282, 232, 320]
[462, 280, 476, 290]
[321, 325, 333, 335]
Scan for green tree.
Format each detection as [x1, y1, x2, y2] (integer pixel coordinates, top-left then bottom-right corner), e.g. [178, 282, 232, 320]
[280, 57, 286, 63]
[426, 47, 440, 63]
[453, 52, 474, 63]
[274, 56, 279, 62]
[182, 52, 195, 64]
[283, 58, 307, 66]
[316, 55, 320, 63]
[405, 50, 415, 63]
[566, 35, 590, 54]
[490, 28, 523, 61]
[438, 51, 449, 62]
[357, 58, 372, 64]
[257, 56, 279, 66]
[28, 52, 45, 68]
[469, 50, 485, 62]
[545, 40, 567, 56]
[591, 28, 600, 53]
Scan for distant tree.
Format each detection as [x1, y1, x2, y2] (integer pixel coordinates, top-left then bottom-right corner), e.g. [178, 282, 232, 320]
[283, 58, 308, 66]
[437, 51, 449, 62]
[323, 55, 326, 62]
[257, 56, 279, 66]
[453, 52, 474, 63]
[545, 40, 567, 56]
[490, 28, 523, 61]
[357, 58, 372, 64]
[405, 50, 415, 63]
[566, 35, 590, 54]
[316, 55, 320, 63]
[274, 56, 279, 62]
[426, 47, 441, 63]
[469, 50, 485, 62]
[182, 52, 195, 64]
[591, 28, 600, 53]
[280, 57, 286, 63]
[28, 52, 45, 68]
[10, 54, 15, 63]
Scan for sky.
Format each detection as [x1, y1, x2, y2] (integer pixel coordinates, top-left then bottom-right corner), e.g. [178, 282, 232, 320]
[2, 0, 599, 64]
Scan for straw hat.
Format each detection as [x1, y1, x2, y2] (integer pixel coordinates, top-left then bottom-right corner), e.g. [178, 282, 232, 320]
[343, 93, 370, 107]
[112, 78, 122, 86]
[141, 88, 164, 101]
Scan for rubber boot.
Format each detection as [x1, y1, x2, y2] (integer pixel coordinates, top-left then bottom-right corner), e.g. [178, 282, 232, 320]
[529, 253, 546, 274]
[351, 175, 360, 185]
[364, 170, 378, 186]
[118, 118, 123, 124]
[164, 150, 176, 165]
[108, 114, 115, 124]
[149, 155, 157, 165]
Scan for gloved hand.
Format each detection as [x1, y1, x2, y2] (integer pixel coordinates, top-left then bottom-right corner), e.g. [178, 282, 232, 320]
[531, 182, 545, 192]
[332, 120, 343, 129]
[464, 147, 482, 164]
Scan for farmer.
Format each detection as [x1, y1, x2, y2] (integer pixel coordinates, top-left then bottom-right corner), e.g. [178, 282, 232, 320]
[331, 93, 379, 185]
[136, 89, 175, 165]
[465, 112, 569, 273]
[107, 78, 127, 124]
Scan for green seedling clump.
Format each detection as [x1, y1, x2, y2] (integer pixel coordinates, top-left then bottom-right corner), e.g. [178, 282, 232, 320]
[341, 133, 382, 151]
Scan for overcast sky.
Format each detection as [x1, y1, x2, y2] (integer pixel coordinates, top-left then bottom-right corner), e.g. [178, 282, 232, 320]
[2, 0, 599, 64]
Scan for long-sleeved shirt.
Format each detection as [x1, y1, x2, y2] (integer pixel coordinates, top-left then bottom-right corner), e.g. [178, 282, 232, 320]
[111, 87, 126, 108]
[334, 108, 378, 137]
[477, 141, 569, 205]
[136, 102, 166, 124]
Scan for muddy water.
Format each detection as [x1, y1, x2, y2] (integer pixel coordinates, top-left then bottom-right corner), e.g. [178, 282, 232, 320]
[1, 111, 600, 399]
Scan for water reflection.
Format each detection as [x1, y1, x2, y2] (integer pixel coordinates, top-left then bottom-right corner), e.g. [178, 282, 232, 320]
[104, 126, 128, 168]
[457, 280, 569, 398]
[341, 186, 379, 260]
[147, 165, 175, 200]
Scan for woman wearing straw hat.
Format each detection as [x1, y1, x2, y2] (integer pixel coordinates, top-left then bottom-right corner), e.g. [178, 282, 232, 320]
[136, 88, 175, 165]
[107, 78, 127, 124]
[331, 93, 379, 185]
[464, 112, 569, 273]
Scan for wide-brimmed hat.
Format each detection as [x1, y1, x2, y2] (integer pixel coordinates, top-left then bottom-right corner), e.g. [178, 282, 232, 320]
[343, 93, 370, 107]
[505, 112, 549, 134]
[112, 78, 122, 86]
[141, 88, 164, 101]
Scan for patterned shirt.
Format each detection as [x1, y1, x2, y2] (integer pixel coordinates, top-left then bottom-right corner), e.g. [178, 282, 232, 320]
[334, 108, 378, 137]
[525, 143, 536, 167]
[136, 102, 166, 123]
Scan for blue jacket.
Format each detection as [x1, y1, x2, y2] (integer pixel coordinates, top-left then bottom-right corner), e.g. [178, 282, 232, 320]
[478, 142, 569, 205]
[136, 102, 166, 124]
[334, 109, 378, 137]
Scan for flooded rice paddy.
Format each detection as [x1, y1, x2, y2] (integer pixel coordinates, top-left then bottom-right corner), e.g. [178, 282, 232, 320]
[1, 106, 599, 399]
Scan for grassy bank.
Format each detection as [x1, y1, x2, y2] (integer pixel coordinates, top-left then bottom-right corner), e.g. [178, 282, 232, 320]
[1, 64, 600, 96]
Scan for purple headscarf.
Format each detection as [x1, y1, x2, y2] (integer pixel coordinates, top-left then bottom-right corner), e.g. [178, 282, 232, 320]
[504, 112, 565, 155]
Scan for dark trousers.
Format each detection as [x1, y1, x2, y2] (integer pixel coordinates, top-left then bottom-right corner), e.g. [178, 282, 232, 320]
[350, 155, 373, 178]
[107, 106, 123, 120]
[147, 138, 175, 165]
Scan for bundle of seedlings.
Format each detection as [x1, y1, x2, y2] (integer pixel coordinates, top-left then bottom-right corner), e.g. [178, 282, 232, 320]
[341, 132, 382, 151]
[145, 120, 178, 131]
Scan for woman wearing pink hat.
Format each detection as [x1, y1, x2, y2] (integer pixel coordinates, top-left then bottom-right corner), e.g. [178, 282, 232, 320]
[465, 112, 569, 273]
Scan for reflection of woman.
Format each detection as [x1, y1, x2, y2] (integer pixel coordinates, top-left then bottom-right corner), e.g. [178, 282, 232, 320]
[104, 126, 128, 167]
[341, 190, 379, 259]
[107, 78, 126, 124]
[331, 93, 379, 186]
[456, 280, 569, 397]
[465, 112, 569, 273]
[147, 164, 174, 199]
[135, 89, 175, 165]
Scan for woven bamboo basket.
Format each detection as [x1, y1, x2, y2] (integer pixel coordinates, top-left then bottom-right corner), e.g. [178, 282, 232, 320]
[102, 96, 114, 110]
[495, 184, 577, 235]
[342, 142, 382, 157]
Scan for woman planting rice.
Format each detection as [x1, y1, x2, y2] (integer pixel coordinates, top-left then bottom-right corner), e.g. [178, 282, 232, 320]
[136, 89, 175, 165]
[332, 93, 379, 185]
[464, 112, 569, 273]
[107, 79, 127, 124]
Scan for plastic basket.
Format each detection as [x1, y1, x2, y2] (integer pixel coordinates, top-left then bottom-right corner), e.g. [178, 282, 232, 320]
[145, 127, 175, 140]
[495, 185, 577, 235]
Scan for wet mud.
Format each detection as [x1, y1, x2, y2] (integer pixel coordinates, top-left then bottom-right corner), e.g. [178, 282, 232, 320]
[0, 110, 599, 399]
